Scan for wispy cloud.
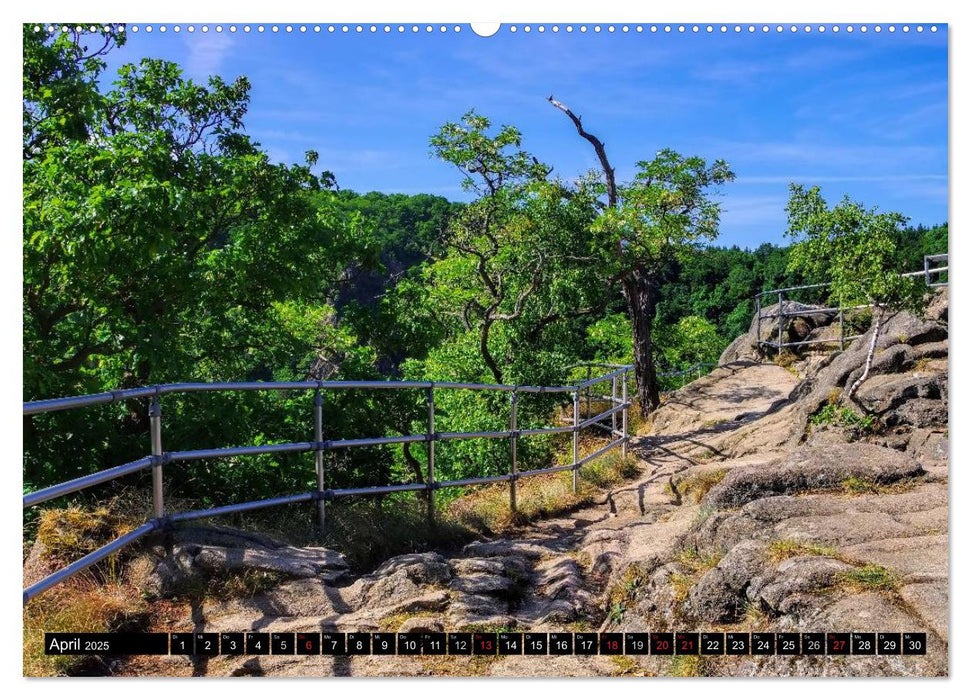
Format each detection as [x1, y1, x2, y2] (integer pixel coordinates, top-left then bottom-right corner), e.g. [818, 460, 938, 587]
[183, 32, 235, 79]
[737, 174, 947, 184]
[719, 194, 788, 227]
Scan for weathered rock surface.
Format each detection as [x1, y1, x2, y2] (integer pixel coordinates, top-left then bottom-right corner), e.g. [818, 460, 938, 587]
[705, 441, 924, 509]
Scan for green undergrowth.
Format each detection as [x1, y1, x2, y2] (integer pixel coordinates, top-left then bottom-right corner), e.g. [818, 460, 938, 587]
[809, 402, 877, 436]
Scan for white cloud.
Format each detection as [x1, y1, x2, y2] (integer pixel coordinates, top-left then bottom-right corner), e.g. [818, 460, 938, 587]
[183, 32, 234, 79]
[737, 174, 947, 184]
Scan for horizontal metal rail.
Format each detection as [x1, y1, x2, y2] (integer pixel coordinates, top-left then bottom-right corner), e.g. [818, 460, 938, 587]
[24, 379, 582, 416]
[24, 456, 155, 508]
[23, 365, 636, 603]
[658, 362, 717, 378]
[169, 493, 317, 523]
[23, 522, 159, 605]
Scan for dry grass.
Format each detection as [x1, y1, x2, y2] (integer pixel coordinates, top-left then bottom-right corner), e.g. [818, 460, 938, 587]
[742, 600, 772, 629]
[673, 468, 728, 504]
[775, 350, 799, 369]
[611, 655, 646, 676]
[604, 564, 648, 623]
[23, 574, 150, 677]
[378, 609, 441, 631]
[667, 547, 723, 604]
[319, 497, 474, 572]
[767, 539, 838, 563]
[668, 655, 710, 677]
[840, 476, 922, 496]
[448, 450, 639, 537]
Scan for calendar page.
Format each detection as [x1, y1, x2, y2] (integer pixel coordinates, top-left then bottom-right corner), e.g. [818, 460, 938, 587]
[21, 11, 950, 681]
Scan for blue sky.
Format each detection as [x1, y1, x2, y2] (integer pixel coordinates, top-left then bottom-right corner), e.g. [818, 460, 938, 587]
[102, 25, 948, 248]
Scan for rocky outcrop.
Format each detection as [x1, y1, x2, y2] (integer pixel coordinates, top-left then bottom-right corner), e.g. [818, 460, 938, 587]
[705, 442, 924, 509]
[135, 525, 350, 598]
[719, 300, 837, 365]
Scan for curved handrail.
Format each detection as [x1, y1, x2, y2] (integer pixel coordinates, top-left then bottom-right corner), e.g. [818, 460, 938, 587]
[22, 365, 635, 604]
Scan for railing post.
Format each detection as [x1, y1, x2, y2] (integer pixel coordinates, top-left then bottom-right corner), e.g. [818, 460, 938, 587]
[755, 294, 762, 350]
[148, 396, 164, 519]
[585, 365, 592, 420]
[838, 303, 845, 351]
[426, 385, 436, 527]
[925, 255, 931, 286]
[621, 370, 629, 459]
[509, 390, 518, 514]
[314, 388, 326, 533]
[572, 390, 580, 493]
[611, 375, 618, 436]
[777, 291, 785, 350]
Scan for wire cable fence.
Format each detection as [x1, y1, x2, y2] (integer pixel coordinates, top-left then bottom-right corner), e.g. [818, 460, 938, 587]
[755, 253, 948, 353]
[22, 367, 633, 604]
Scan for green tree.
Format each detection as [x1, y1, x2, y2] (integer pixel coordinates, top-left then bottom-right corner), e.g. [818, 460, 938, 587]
[785, 185, 925, 397]
[549, 98, 735, 415]
[428, 111, 605, 385]
[23, 28, 377, 501]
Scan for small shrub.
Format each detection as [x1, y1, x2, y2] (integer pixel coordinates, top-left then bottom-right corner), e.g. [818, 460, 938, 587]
[842, 476, 877, 494]
[809, 404, 876, 435]
[608, 601, 626, 624]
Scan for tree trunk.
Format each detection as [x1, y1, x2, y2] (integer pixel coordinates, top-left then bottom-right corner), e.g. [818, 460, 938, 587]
[848, 306, 884, 399]
[479, 316, 504, 384]
[623, 269, 661, 416]
[402, 442, 430, 509]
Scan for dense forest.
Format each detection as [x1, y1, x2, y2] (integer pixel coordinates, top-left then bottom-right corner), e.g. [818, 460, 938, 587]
[22, 28, 947, 513]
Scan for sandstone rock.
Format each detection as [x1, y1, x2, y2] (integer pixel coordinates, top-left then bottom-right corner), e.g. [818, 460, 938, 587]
[193, 544, 348, 579]
[706, 442, 923, 509]
[462, 540, 548, 560]
[358, 552, 451, 608]
[899, 583, 948, 641]
[398, 616, 446, 634]
[685, 540, 768, 623]
[906, 429, 948, 465]
[926, 288, 948, 323]
[451, 573, 516, 596]
[854, 374, 945, 415]
[884, 398, 947, 428]
[747, 556, 851, 615]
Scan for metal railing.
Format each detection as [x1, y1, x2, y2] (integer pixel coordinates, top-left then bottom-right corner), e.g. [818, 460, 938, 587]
[756, 253, 948, 352]
[22, 367, 632, 604]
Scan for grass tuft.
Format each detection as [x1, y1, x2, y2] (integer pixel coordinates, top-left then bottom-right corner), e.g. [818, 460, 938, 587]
[674, 469, 728, 504]
[668, 655, 709, 677]
[836, 564, 900, 593]
[767, 539, 838, 563]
